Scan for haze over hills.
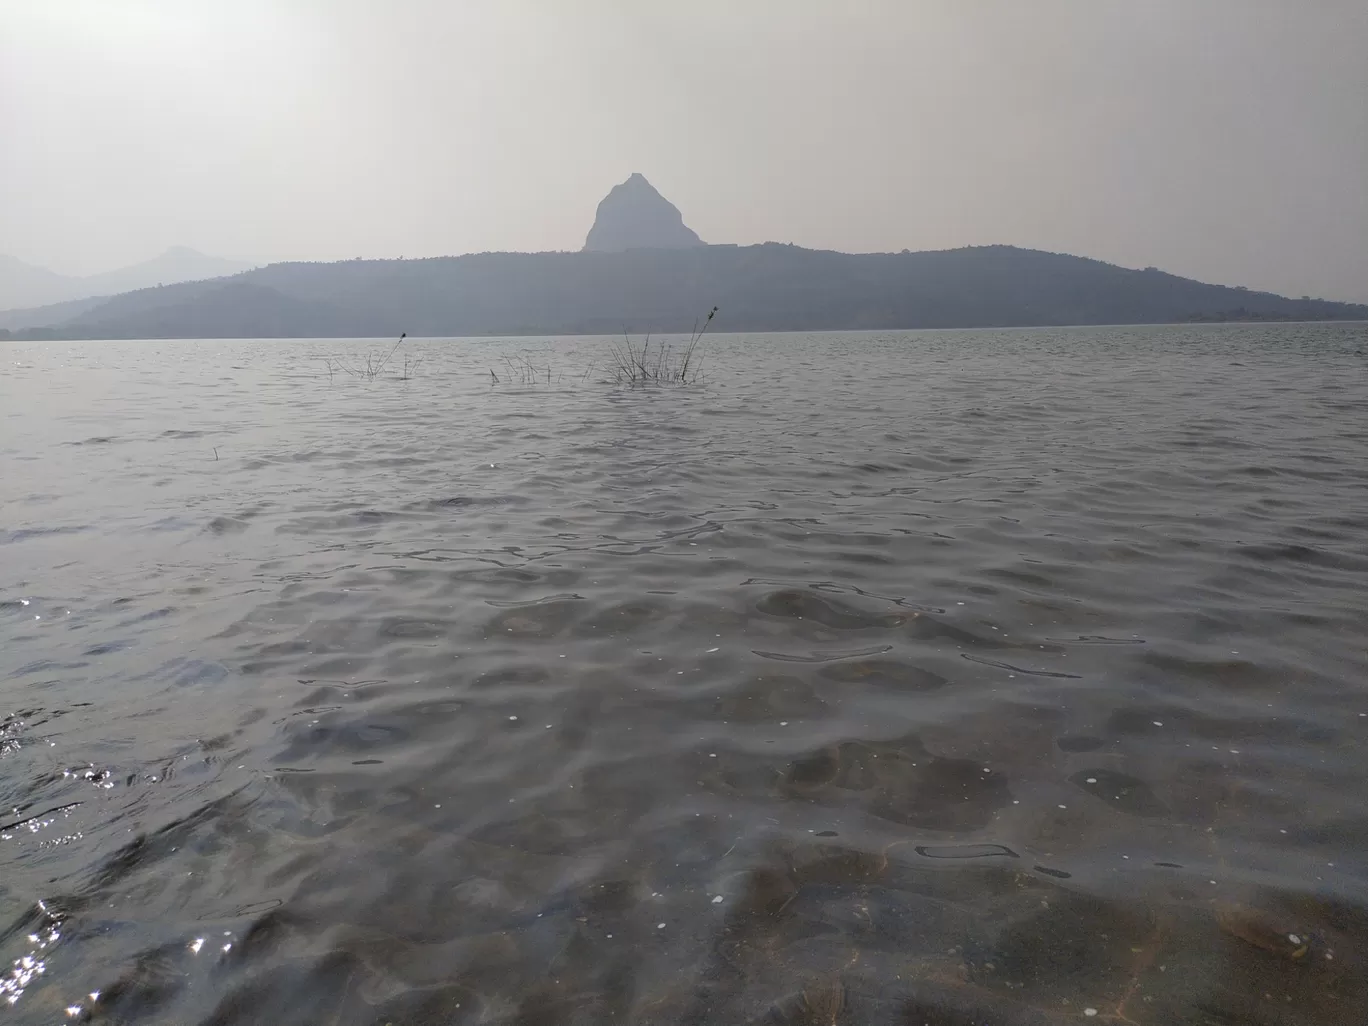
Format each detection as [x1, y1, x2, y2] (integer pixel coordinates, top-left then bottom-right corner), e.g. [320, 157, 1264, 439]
[0, 247, 253, 312]
[2, 179, 1363, 340]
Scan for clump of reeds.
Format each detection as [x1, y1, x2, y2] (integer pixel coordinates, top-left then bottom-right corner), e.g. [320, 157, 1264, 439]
[323, 334, 412, 382]
[489, 351, 594, 386]
[608, 306, 717, 386]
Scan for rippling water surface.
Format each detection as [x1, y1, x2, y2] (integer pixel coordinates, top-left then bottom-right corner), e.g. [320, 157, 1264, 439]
[3, 324, 1368, 1024]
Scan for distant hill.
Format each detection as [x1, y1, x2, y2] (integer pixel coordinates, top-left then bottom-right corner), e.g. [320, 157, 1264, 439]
[3, 243, 1364, 340]
[0, 294, 112, 332]
[0, 255, 72, 311]
[78, 246, 253, 298]
[0, 247, 254, 312]
[583, 173, 705, 252]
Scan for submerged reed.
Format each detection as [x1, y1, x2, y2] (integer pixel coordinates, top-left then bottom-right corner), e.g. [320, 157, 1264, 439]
[488, 352, 594, 386]
[607, 306, 717, 386]
[323, 334, 412, 382]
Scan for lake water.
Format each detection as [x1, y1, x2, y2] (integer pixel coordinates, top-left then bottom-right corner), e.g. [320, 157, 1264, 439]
[3, 323, 1368, 1025]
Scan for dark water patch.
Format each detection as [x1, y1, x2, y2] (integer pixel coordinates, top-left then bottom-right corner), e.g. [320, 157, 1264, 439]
[0, 524, 90, 544]
[964, 888, 1158, 1002]
[486, 592, 585, 608]
[903, 614, 1037, 649]
[116, 605, 177, 626]
[484, 600, 583, 638]
[751, 643, 893, 664]
[1069, 768, 1168, 816]
[379, 617, 453, 639]
[1104, 706, 1293, 745]
[981, 565, 1064, 589]
[206, 516, 251, 534]
[817, 658, 950, 691]
[743, 579, 945, 616]
[272, 715, 420, 762]
[1034, 864, 1072, 879]
[1235, 541, 1368, 572]
[139, 514, 201, 533]
[584, 598, 670, 633]
[709, 673, 831, 722]
[274, 507, 430, 532]
[916, 843, 1018, 860]
[158, 659, 231, 687]
[472, 566, 544, 583]
[1057, 734, 1107, 753]
[409, 494, 526, 512]
[470, 666, 550, 690]
[8, 657, 92, 678]
[755, 589, 904, 630]
[959, 653, 1082, 679]
[781, 736, 1013, 831]
[1047, 634, 1146, 646]
[81, 638, 136, 656]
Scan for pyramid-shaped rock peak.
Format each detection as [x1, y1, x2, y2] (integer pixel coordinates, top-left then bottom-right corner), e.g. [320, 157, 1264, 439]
[582, 173, 706, 252]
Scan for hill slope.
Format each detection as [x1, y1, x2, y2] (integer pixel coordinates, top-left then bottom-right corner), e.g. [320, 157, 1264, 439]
[6, 244, 1364, 340]
[0, 255, 76, 311]
[0, 295, 114, 332]
[0, 248, 253, 312]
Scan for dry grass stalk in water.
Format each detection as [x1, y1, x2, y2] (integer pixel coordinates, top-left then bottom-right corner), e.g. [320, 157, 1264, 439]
[489, 351, 594, 386]
[608, 306, 716, 386]
[323, 334, 410, 382]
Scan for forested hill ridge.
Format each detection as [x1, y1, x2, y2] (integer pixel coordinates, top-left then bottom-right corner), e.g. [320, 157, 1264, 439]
[3, 243, 1364, 340]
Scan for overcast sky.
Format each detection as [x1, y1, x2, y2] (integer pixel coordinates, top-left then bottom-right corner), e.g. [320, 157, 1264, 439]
[2, 0, 1365, 300]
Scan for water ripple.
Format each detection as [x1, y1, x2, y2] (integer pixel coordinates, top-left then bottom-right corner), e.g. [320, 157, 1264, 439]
[2, 325, 1367, 1024]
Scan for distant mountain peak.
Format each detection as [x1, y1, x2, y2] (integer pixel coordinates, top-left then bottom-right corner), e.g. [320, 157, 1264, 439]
[126, 246, 246, 270]
[583, 174, 705, 252]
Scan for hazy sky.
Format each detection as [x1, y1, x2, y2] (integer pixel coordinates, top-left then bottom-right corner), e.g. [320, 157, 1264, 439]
[2, 0, 1365, 300]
